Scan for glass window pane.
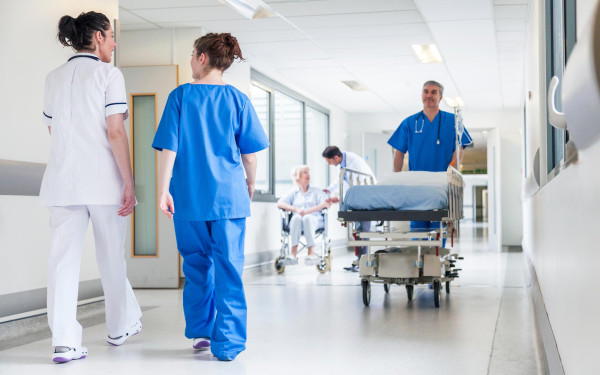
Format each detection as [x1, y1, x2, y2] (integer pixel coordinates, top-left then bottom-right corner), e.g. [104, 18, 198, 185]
[132, 95, 157, 256]
[249, 84, 270, 193]
[274, 91, 303, 196]
[305, 106, 328, 189]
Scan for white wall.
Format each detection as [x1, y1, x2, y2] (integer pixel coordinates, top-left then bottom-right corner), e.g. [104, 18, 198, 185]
[522, 0, 600, 373]
[0, 1, 119, 297]
[119, 28, 350, 258]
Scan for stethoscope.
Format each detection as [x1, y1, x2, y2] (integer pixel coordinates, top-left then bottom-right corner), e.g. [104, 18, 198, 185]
[415, 111, 443, 145]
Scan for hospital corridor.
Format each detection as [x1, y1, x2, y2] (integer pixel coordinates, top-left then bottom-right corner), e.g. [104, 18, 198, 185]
[1, 0, 600, 374]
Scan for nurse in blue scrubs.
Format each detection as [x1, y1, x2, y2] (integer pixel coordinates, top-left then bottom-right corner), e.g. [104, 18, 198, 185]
[388, 80, 472, 231]
[152, 33, 269, 361]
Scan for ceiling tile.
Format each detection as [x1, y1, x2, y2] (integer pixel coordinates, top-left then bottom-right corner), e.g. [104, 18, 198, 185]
[495, 18, 526, 31]
[120, 0, 218, 10]
[494, 4, 528, 19]
[416, 0, 493, 21]
[269, 0, 416, 17]
[429, 20, 497, 62]
[287, 10, 423, 29]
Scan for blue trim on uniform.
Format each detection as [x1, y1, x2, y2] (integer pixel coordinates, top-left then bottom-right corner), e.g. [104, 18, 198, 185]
[106, 102, 127, 107]
[68, 55, 100, 62]
[43, 112, 52, 119]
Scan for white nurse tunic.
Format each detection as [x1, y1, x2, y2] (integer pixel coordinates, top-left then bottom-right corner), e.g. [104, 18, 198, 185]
[41, 52, 129, 206]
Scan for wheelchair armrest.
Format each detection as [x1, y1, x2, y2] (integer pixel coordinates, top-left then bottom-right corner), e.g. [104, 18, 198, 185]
[279, 208, 292, 233]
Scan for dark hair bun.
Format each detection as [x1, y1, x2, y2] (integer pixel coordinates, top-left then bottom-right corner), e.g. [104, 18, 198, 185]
[193, 32, 245, 71]
[56, 11, 110, 51]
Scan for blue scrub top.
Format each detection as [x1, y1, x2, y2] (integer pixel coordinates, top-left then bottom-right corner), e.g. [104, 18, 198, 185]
[152, 83, 269, 221]
[387, 110, 472, 172]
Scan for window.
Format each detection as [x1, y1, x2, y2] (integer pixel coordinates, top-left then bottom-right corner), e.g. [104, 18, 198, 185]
[274, 91, 304, 196]
[305, 106, 329, 188]
[249, 84, 270, 194]
[545, 0, 576, 175]
[248, 70, 330, 200]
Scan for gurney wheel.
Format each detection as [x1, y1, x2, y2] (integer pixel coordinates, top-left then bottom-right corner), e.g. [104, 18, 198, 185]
[383, 283, 390, 293]
[433, 280, 441, 308]
[446, 281, 450, 294]
[274, 258, 285, 274]
[316, 257, 330, 274]
[361, 279, 371, 307]
[406, 285, 414, 300]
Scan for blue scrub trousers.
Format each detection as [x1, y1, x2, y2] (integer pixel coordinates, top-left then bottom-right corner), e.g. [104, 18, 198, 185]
[173, 218, 247, 361]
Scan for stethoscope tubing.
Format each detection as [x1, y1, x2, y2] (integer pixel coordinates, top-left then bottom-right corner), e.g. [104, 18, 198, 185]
[415, 111, 442, 145]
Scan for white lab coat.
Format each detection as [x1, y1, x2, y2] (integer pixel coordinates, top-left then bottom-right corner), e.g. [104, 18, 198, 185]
[327, 151, 376, 197]
[42, 53, 140, 348]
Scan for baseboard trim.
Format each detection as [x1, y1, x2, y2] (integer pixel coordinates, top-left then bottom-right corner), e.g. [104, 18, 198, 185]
[525, 254, 565, 375]
[0, 279, 104, 319]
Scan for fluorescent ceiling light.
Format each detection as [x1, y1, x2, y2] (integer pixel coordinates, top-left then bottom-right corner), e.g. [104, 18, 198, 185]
[411, 44, 443, 63]
[218, 0, 275, 19]
[444, 97, 465, 108]
[341, 80, 369, 91]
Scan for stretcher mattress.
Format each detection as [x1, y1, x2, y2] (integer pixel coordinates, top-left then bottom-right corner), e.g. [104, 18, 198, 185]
[340, 184, 448, 211]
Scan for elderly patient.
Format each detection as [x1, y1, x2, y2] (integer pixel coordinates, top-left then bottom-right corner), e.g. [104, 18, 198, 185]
[277, 165, 331, 265]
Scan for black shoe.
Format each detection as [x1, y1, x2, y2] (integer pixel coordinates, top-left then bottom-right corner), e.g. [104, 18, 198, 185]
[343, 265, 359, 272]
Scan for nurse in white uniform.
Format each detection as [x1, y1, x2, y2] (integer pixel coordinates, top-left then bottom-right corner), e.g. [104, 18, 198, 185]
[41, 11, 142, 363]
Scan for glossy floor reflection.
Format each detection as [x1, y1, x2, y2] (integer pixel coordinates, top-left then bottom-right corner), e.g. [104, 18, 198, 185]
[0, 221, 545, 375]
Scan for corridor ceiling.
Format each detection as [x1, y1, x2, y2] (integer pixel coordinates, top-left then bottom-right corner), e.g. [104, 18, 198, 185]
[119, 0, 529, 114]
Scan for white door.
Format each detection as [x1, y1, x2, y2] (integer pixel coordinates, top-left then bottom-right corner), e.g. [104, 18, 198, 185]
[122, 65, 180, 288]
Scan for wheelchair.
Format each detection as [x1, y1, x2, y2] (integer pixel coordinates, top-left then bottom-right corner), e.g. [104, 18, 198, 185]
[273, 208, 331, 274]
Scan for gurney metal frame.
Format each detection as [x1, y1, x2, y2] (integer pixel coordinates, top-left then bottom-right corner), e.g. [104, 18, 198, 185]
[337, 166, 464, 308]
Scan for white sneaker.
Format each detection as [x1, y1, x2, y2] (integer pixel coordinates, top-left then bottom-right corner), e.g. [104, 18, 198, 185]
[52, 346, 88, 363]
[304, 254, 320, 266]
[283, 255, 298, 265]
[193, 337, 211, 351]
[107, 320, 142, 346]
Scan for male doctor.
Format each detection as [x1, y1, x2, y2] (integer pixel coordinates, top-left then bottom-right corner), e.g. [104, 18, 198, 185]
[388, 80, 472, 231]
[322, 146, 375, 271]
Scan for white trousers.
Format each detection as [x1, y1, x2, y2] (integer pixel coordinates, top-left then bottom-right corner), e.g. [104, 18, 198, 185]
[47, 205, 142, 347]
[289, 214, 324, 248]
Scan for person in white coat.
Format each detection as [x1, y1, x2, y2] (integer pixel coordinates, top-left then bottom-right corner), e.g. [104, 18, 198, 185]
[322, 146, 376, 272]
[41, 11, 142, 363]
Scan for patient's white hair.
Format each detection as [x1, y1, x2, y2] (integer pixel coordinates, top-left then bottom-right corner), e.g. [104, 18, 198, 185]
[290, 165, 309, 186]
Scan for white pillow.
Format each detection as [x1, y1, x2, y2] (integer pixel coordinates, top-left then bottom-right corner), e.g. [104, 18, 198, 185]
[377, 171, 447, 187]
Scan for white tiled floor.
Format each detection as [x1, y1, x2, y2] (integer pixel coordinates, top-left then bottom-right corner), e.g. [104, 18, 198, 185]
[0, 221, 546, 375]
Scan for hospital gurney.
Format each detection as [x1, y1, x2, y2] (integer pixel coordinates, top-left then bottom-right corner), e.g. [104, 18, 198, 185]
[337, 167, 464, 308]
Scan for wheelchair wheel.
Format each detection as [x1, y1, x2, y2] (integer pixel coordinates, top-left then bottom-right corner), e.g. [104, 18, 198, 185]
[274, 258, 285, 274]
[315, 256, 330, 274]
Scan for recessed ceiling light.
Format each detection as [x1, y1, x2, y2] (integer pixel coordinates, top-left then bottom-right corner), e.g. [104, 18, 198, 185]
[341, 80, 369, 91]
[218, 0, 275, 19]
[411, 44, 443, 63]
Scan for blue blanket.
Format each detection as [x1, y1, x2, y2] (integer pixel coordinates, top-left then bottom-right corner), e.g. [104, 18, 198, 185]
[340, 185, 448, 211]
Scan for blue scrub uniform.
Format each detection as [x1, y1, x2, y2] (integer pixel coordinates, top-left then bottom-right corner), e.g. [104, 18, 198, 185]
[388, 110, 472, 231]
[152, 83, 269, 360]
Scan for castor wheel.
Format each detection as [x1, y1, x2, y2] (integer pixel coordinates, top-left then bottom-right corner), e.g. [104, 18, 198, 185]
[361, 279, 371, 307]
[406, 285, 414, 300]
